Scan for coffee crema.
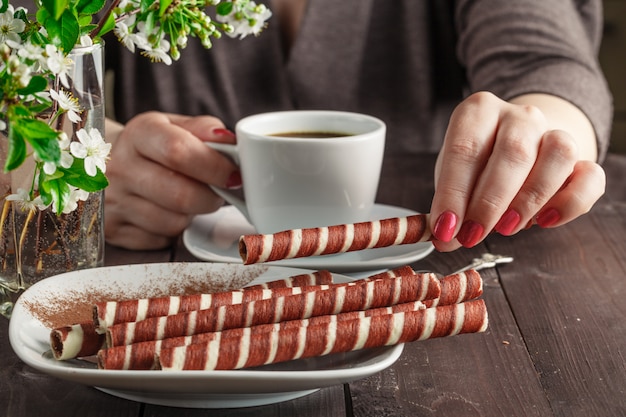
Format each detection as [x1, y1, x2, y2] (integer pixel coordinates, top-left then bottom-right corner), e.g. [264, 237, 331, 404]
[269, 131, 353, 138]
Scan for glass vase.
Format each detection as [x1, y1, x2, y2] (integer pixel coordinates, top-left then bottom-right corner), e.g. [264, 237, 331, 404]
[0, 43, 106, 318]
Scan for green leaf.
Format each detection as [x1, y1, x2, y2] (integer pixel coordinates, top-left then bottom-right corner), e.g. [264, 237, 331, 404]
[11, 105, 32, 117]
[39, 176, 70, 214]
[14, 7, 26, 20]
[36, 7, 50, 26]
[4, 126, 27, 172]
[60, 159, 108, 192]
[159, 0, 173, 16]
[140, 0, 152, 13]
[78, 15, 94, 26]
[144, 10, 155, 34]
[28, 135, 61, 164]
[13, 118, 60, 163]
[16, 76, 48, 96]
[216, 2, 234, 16]
[76, 0, 105, 15]
[44, 9, 80, 51]
[95, 13, 116, 37]
[24, 101, 53, 115]
[12, 118, 58, 140]
[0, 0, 8, 14]
[40, 0, 69, 21]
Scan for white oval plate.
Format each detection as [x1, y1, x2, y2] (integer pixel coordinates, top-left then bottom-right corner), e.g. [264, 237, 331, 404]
[9, 263, 404, 409]
[183, 204, 434, 273]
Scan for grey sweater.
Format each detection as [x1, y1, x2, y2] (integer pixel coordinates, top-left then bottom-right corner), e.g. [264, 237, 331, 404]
[104, 0, 613, 160]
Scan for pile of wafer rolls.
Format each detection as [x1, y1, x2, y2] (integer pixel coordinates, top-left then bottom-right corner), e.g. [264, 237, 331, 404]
[49, 266, 488, 371]
[239, 213, 432, 265]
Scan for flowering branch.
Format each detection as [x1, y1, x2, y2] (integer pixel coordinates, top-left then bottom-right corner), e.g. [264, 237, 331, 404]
[0, 0, 271, 215]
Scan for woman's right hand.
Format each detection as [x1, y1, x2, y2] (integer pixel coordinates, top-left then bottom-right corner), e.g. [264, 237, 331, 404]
[104, 112, 240, 250]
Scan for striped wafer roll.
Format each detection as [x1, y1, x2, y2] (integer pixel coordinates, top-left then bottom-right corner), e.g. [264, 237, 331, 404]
[97, 300, 427, 370]
[95, 267, 412, 332]
[94, 271, 335, 330]
[424, 269, 484, 308]
[365, 265, 415, 281]
[94, 282, 338, 330]
[50, 322, 105, 360]
[158, 299, 488, 371]
[95, 269, 381, 331]
[239, 214, 431, 264]
[106, 272, 441, 347]
[243, 270, 333, 290]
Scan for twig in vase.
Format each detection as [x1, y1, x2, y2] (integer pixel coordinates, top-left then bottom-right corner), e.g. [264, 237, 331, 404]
[34, 210, 43, 273]
[16, 209, 35, 289]
[0, 200, 10, 275]
[87, 203, 99, 236]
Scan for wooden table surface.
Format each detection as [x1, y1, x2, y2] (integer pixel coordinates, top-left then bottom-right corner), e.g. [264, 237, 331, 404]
[1, 153, 625, 417]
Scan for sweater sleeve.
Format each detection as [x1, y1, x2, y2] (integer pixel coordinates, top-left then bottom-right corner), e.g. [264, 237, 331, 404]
[454, 0, 613, 162]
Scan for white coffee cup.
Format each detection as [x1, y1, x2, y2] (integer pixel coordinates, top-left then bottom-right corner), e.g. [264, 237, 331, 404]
[207, 110, 386, 234]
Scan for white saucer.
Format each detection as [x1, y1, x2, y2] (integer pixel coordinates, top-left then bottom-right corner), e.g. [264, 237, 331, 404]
[183, 204, 434, 273]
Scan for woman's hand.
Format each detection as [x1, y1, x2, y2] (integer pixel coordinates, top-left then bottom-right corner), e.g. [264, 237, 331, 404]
[104, 112, 240, 250]
[430, 91, 606, 251]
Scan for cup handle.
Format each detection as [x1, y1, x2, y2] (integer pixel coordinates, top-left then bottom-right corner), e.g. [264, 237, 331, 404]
[205, 142, 251, 223]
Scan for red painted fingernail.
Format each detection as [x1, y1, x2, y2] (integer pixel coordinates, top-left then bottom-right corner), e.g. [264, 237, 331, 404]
[536, 208, 560, 228]
[212, 128, 236, 139]
[433, 210, 458, 242]
[457, 220, 484, 248]
[495, 209, 521, 236]
[225, 170, 242, 189]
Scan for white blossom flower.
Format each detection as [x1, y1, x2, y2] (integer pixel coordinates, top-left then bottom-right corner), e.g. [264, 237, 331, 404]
[70, 128, 111, 176]
[50, 89, 82, 123]
[45, 44, 73, 88]
[7, 55, 32, 87]
[41, 132, 74, 175]
[0, 5, 26, 44]
[117, 0, 137, 11]
[79, 35, 93, 47]
[246, 4, 272, 36]
[15, 41, 45, 66]
[0, 119, 6, 131]
[217, 1, 272, 39]
[5, 188, 46, 212]
[62, 187, 89, 214]
[132, 22, 172, 65]
[114, 20, 136, 53]
[177, 34, 188, 48]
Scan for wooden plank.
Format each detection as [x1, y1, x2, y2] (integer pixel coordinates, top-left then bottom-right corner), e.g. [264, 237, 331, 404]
[0, 318, 141, 417]
[486, 199, 626, 416]
[142, 387, 347, 417]
[348, 247, 552, 416]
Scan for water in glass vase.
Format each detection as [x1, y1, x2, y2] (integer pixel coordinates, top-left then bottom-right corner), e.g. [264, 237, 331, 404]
[0, 42, 107, 318]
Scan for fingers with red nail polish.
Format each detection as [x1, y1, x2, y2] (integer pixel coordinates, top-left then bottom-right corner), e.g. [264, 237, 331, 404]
[457, 220, 484, 248]
[211, 127, 236, 140]
[433, 210, 458, 242]
[535, 208, 560, 228]
[225, 170, 242, 189]
[495, 209, 521, 236]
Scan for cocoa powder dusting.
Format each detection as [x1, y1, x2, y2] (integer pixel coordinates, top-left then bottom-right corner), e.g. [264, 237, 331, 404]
[24, 264, 270, 329]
